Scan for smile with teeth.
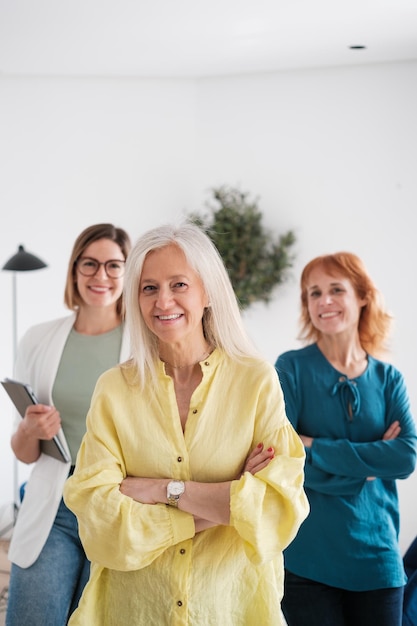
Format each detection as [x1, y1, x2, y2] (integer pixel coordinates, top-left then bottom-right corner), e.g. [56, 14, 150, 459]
[158, 314, 182, 320]
[320, 312, 339, 319]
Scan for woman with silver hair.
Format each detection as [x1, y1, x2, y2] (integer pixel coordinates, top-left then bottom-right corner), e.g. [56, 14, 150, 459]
[64, 221, 309, 625]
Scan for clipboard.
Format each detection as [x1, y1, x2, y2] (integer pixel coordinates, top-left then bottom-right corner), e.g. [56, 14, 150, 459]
[1, 378, 71, 463]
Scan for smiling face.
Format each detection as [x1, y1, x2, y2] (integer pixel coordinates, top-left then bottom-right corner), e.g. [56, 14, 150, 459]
[139, 244, 209, 348]
[306, 265, 367, 339]
[75, 238, 125, 311]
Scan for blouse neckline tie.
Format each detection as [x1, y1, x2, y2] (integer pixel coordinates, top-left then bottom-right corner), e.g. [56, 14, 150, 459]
[331, 376, 361, 421]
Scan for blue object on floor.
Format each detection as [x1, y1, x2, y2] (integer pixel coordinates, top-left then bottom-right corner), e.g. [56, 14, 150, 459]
[403, 537, 417, 626]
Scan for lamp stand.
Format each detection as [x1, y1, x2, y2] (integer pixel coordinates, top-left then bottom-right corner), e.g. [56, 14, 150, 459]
[11, 273, 20, 518]
[1, 245, 48, 532]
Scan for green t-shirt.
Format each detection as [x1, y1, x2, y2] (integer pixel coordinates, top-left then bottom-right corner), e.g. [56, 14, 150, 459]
[52, 325, 123, 462]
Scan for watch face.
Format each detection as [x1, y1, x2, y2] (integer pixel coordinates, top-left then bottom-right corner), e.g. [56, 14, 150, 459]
[169, 481, 184, 496]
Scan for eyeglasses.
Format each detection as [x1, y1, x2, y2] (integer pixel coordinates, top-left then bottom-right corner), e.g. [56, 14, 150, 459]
[76, 256, 125, 279]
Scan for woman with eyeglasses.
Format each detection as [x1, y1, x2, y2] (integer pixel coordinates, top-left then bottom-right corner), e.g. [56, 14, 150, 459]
[275, 252, 417, 626]
[6, 223, 131, 626]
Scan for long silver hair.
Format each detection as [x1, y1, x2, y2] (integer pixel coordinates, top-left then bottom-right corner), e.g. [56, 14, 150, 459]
[123, 221, 260, 386]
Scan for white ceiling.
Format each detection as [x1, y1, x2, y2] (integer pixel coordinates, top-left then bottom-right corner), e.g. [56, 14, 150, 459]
[0, 0, 416, 79]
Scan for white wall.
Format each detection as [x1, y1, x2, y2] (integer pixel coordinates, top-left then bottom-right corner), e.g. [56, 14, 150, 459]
[1, 61, 416, 551]
[0, 76, 197, 526]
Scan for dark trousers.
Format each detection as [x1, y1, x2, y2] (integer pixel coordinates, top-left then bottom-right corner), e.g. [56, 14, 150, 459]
[282, 569, 404, 626]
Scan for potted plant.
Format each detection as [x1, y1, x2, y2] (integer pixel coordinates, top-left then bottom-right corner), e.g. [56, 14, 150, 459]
[190, 185, 296, 309]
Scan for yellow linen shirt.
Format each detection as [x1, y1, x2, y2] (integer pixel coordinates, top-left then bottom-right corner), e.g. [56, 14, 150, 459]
[64, 349, 309, 625]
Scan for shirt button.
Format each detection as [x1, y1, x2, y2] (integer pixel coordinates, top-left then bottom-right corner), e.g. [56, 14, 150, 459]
[339, 376, 346, 382]
[177, 457, 182, 463]
[177, 600, 183, 607]
[204, 361, 210, 366]
[180, 548, 186, 554]
[192, 409, 198, 414]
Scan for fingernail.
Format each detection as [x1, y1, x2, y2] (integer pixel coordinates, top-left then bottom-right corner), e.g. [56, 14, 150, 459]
[267, 447, 273, 452]
[257, 443, 263, 448]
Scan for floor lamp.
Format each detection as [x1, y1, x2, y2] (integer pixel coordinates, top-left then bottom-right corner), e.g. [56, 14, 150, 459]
[2, 245, 48, 521]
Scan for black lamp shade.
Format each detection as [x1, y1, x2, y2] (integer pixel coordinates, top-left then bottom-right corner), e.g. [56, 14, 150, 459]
[2, 245, 48, 272]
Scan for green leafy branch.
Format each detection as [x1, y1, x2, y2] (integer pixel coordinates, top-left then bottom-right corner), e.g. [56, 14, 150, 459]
[189, 185, 296, 309]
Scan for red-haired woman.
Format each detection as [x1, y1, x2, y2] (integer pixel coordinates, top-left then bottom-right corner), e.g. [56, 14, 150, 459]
[275, 251, 417, 626]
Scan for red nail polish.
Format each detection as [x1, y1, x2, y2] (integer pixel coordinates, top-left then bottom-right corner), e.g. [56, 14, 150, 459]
[267, 447, 273, 452]
[257, 443, 263, 448]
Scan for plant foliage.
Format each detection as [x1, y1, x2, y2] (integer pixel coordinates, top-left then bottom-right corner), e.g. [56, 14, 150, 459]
[189, 185, 296, 309]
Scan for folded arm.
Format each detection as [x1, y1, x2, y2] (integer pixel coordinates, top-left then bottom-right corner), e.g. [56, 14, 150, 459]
[120, 443, 275, 529]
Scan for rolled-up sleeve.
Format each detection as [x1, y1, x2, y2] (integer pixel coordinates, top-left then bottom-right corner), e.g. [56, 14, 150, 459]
[230, 421, 309, 565]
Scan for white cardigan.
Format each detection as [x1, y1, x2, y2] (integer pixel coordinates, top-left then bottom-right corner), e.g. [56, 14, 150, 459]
[8, 314, 130, 568]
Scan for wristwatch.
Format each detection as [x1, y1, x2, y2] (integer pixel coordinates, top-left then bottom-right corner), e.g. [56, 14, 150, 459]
[167, 480, 185, 507]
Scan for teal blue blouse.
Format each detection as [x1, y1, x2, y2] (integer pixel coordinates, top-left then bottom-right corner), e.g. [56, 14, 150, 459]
[275, 343, 417, 591]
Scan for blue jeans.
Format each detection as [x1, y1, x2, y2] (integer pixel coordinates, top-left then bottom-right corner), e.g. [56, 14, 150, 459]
[282, 570, 404, 626]
[6, 497, 90, 626]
